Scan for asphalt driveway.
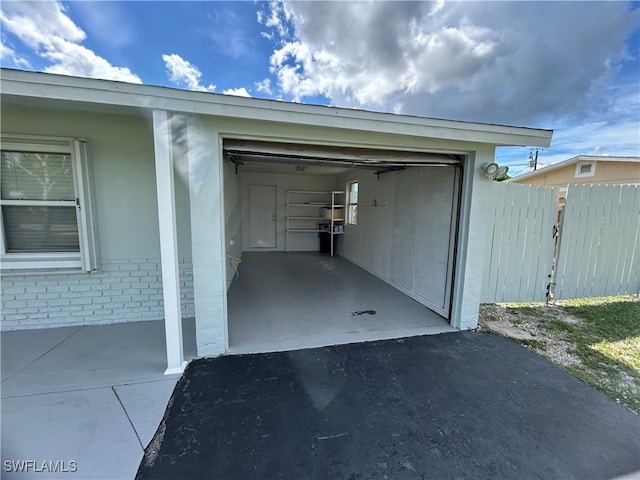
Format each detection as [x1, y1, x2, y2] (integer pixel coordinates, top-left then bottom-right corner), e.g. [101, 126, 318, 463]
[136, 332, 640, 479]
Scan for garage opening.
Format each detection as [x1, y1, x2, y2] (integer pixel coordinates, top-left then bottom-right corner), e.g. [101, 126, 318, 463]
[222, 140, 463, 354]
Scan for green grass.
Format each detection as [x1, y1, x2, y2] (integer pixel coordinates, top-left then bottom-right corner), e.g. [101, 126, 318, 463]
[543, 319, 574, 334]
[518, 339, 546, 349]
[554, 296, 640, 413]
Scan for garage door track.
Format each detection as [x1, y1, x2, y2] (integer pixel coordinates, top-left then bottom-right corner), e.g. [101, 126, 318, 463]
[136, 332, 640, 479]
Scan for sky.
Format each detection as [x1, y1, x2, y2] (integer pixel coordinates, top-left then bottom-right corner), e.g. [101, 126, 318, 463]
[1, 1, 638, 175]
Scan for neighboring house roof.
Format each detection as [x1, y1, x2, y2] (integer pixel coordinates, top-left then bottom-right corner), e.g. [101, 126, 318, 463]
[1, 68, 552, 148]
[510, 155, 640, 182]
[513, 162, 551, 176]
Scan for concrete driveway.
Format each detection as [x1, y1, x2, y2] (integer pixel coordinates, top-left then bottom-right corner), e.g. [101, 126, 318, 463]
[137, 332, 640, 480]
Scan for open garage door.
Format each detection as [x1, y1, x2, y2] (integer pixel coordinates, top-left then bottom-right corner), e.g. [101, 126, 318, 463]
[224, 140, 463, 172]
[222, 140, 463, 354]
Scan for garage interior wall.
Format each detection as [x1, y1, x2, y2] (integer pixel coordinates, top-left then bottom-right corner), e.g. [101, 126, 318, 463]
[336, 167, 458, 316]
[240, 171, 337, 252]
[224, 156, 459, 319]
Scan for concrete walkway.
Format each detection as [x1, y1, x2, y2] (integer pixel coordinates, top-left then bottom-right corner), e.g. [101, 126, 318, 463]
[1, 320, 195, 479]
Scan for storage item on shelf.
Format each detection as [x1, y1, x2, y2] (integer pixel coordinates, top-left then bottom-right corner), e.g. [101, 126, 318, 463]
[322, 207, 344, 220]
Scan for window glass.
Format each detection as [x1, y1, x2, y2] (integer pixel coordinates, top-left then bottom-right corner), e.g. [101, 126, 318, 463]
[348, 181, 358, 225]
[1, 151, 75, 201]
[2, 205, 80, 253]
[349, 181, 358, 204]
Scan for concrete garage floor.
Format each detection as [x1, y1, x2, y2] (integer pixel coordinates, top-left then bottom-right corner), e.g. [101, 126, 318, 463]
[1, 319, 196, 479]
[227, 252, 455, 354]
[137, 332, 640, 480]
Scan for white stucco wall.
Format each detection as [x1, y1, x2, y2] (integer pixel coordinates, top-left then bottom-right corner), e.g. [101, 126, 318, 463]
[0, 105, 194, 330]
[450, 147, 496, 330]
[185, 117, 227, 356]
[2, 104, 498, 341]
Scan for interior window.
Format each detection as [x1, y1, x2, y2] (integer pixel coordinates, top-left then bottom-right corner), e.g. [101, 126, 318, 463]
[347, 181, 358, 225]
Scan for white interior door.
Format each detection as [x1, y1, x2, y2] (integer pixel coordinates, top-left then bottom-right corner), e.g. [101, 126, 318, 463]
[249, 185, 276, 248]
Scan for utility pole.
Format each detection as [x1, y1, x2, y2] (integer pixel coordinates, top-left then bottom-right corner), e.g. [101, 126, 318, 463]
[528, 149, 539, 170]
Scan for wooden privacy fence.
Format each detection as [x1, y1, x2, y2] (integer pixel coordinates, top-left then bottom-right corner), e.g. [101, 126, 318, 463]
[554, 184, 640, 300]
[482, 184, 557, 303]
[482, 183, 640, 303]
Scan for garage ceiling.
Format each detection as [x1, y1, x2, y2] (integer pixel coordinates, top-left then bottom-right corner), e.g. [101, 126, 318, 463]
[224, 140, 463, 175]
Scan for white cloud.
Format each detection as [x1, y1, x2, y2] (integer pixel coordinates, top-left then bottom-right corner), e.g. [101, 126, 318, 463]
[162, 54, 216, 92]
[0, 39, 31, 69]
[255, 78, 273, 95]
[263, 1, 638, 127]
[258, 0, 293, 40]
[42, 39, 141, 82]
[0, 1, 141, 83]
[223, 87, 251, 98]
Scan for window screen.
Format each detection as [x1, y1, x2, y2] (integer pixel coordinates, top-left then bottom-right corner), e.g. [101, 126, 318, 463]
[1, 150, 80, 253]
[2, 206, 80, 252]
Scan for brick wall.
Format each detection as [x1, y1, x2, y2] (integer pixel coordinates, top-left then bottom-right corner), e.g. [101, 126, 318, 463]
[1, 258, 194, 330]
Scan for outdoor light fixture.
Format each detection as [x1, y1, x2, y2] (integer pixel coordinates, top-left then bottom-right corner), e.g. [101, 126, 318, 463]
[495, 165, 509, 178]
[481, 162, 509, 180]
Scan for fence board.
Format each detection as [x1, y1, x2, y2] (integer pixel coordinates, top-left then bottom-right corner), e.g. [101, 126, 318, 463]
[555, 184, 640, 299]
[630, 186, 639, 290]
[594, 186, 619, 297]
[483, 183, 504, 301]
[481, 183, 556, 302]
[529, 186, 555, 299]
[618, 186, 640, 292]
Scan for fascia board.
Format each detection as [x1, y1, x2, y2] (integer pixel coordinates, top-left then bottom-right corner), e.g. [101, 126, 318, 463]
[1, 69, 553, 148]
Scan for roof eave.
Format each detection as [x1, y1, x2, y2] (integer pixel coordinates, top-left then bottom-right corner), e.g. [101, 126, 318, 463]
[0, 69, 552, 148]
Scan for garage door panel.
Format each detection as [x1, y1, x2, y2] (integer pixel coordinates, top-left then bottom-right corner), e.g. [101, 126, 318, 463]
[357, 173, 396, 279]
[413, 168, 456, 310]
[391, 170, 417, 290]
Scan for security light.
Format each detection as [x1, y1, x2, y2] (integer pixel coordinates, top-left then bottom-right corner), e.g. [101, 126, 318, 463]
[481, 162, 499, 178]
[495, 165, 509, 178]
[480, 162, 508, 180]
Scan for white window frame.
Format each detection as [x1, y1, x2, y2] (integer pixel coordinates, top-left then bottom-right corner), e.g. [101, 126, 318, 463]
[347, 180, 358, 226]
[575, 161, 596, 178]
[0, 134, 99, 272]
